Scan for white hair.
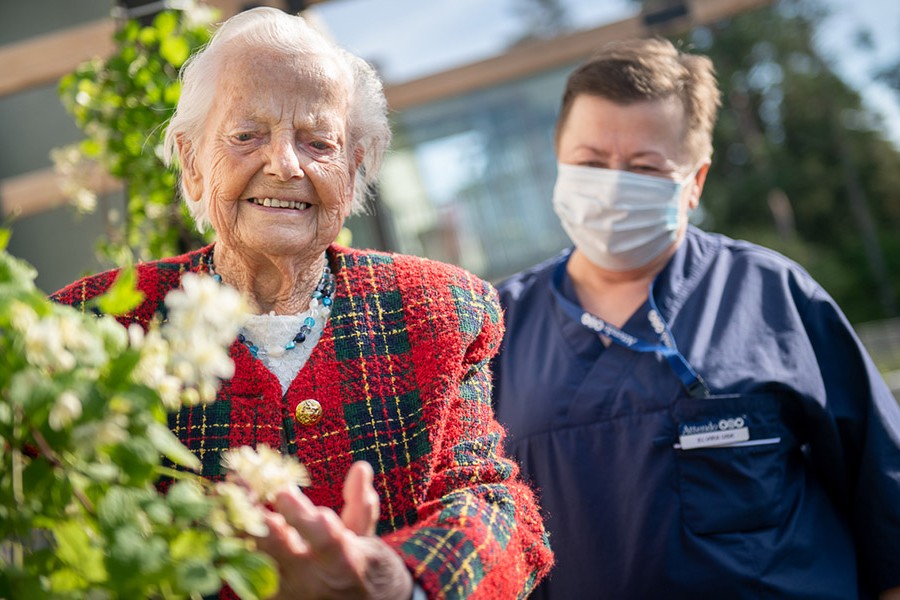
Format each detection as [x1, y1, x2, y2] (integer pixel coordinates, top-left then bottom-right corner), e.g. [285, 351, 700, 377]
[162, 7, 391, 232]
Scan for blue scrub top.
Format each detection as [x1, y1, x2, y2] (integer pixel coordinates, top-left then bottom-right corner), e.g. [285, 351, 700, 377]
[493, 227, 900, 599]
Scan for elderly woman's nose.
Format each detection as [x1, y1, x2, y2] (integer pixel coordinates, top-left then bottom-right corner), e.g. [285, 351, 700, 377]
[265, 137, 304, 181]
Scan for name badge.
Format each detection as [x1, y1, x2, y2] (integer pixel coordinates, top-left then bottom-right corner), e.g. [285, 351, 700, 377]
[678, 417, 749, 450]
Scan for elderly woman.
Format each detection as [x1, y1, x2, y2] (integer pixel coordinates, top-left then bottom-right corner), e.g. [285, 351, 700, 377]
[53, 7, 552, 599]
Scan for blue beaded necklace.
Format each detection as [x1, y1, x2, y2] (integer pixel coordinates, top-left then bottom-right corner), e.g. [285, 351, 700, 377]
[207, 251, 335, 359]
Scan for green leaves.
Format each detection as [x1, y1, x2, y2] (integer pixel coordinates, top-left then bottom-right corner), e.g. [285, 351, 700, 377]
[220, 551, 279, 600]
[94, 267, 144, 316]
[160, 36, 191, 68]
[147, 420, 201, 472]
[57, 8, 216, 264]
[52, 520, 108, 584]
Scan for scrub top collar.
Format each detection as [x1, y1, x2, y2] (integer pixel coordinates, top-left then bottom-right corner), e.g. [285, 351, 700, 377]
[550, 233, 712, 398]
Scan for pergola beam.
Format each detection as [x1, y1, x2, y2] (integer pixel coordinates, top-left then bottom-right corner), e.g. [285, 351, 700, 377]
[386, 0, 773, 110]
[0, 0, 773, 217]
[0, 0, 310, 99]
[0, 20, 118, 98]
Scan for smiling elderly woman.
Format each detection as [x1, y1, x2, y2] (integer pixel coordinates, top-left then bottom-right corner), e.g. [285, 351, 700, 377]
[52, 7, 552, 600]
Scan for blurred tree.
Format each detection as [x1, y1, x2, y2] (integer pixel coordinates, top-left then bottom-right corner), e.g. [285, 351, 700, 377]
[509, 0, 572, 45]
[670, 0, 900, 322]
[877, 61, 900, 92]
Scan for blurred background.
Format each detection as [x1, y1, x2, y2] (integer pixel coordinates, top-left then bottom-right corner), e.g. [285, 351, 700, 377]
[1, 0, 899, 392]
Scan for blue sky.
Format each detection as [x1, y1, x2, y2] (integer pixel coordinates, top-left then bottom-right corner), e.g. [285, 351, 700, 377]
[816, 0, 900, 147]
[310, 0, 900, 149]
[311, 0, 632, 83]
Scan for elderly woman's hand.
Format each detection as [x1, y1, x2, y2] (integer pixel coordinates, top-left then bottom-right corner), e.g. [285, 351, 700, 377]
[256, 461, 414, 600]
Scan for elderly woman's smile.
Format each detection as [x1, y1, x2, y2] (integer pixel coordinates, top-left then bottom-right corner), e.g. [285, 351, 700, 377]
[247, 197, 312, 210]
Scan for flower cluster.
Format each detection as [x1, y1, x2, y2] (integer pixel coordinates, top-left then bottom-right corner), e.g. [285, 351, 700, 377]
[129, 272, 247, 408]
[0, 242, 279, 599]
[214, 445, 311, 540]
[18, 301, 124, 375]
[50, 144, 99, 213]
[222, 445, 311, 503]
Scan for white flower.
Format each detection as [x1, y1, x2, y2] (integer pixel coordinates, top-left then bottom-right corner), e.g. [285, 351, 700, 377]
[156, 375, 183, 411]
[24, 317, 76, 371]
[72, 188, 97, 213]
[144, 202, 165, 219]
[58, 313, 86, 348]
[59, 313, 107, 368]
[180, 387, 200, 406]
[197, 380, 218, 404]
[165, 277, 246, 347]
[158, 273, 246, 405]
[180, 0, 218, 29]
[132, 328, 171, 389]
[93, 414, 129, 446]
[48, 391, 82, 431]
[221, 445, 310, 503]
[214, 481, 268, 537]
[9, 301, 38, 334]
[187, 339, 234, 379]
[93, 315, 128, 352]
[172, 360, 196, 385]
[127, 323, 145, 348]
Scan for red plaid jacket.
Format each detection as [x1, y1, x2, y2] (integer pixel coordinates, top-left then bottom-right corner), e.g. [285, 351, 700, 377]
[53, 244, 553, 599]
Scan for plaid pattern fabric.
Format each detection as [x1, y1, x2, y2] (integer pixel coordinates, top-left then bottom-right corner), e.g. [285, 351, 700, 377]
[53, 244, 553, 599]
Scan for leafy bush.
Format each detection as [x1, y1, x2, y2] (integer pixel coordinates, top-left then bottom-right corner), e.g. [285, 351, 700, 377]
[56, 6, 216, 265]
[0, 229, 289, 599]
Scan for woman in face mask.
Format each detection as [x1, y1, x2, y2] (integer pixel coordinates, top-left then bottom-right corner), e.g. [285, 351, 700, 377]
[492, 37, 900, 600]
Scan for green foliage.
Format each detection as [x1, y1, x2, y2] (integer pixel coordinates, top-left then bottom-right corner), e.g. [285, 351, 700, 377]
[57, 9, 216, 265]
[0, 229, 278, 599]
[675, 0, 900, 322]
[94, 267, 144, 316]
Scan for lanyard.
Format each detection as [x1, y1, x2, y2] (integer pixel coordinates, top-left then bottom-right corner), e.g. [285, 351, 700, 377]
[550, 258, 710, 399]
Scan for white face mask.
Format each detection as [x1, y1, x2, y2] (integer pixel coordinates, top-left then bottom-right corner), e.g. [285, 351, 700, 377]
[552, 163, 693, 271]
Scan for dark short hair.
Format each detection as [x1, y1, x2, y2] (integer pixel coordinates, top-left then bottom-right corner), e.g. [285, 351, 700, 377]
[556, 38, 721, 164]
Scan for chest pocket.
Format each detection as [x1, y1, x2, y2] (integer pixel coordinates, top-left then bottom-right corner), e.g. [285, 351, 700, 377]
[673, 393, 790, 535]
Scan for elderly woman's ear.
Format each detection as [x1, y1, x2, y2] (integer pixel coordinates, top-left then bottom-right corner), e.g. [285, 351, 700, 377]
[176, 133, 203, 202]
[340, 144, 366, 218]
[353, 145, 365, 172]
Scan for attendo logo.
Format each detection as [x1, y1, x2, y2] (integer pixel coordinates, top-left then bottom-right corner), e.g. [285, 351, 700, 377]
[718, 417, 745, 431]
[681, 416, 746, 435]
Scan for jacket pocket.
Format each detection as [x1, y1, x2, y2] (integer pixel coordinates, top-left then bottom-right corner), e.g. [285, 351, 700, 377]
[673, 393, 788, 534]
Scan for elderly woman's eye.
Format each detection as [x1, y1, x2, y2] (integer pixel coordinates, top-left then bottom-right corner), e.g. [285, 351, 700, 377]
[310, 140, 331, 151]
[235, 132, 254, 142]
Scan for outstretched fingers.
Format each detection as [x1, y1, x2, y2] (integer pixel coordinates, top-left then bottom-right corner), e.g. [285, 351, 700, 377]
[341, 461, 380, 536]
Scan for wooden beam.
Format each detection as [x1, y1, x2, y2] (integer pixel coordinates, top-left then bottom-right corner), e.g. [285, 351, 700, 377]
[0, 0, 306, 99]
[689, 0, 777, 24]
[385, 0, 774, 110]
[0, 20, 118, 98]
[0, 165, 122, 218]
[385, 19, 644, 111]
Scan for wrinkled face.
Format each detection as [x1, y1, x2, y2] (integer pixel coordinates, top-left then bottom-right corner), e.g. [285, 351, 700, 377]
[557, 94, 707, 212]
[179, 48, 356, 260]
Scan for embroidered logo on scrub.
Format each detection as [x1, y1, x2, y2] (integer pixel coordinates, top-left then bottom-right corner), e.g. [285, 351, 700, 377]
[678, 416, 749, 450]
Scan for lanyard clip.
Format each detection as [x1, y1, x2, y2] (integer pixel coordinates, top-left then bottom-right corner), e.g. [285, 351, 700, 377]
[685, 373, 711, 399]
